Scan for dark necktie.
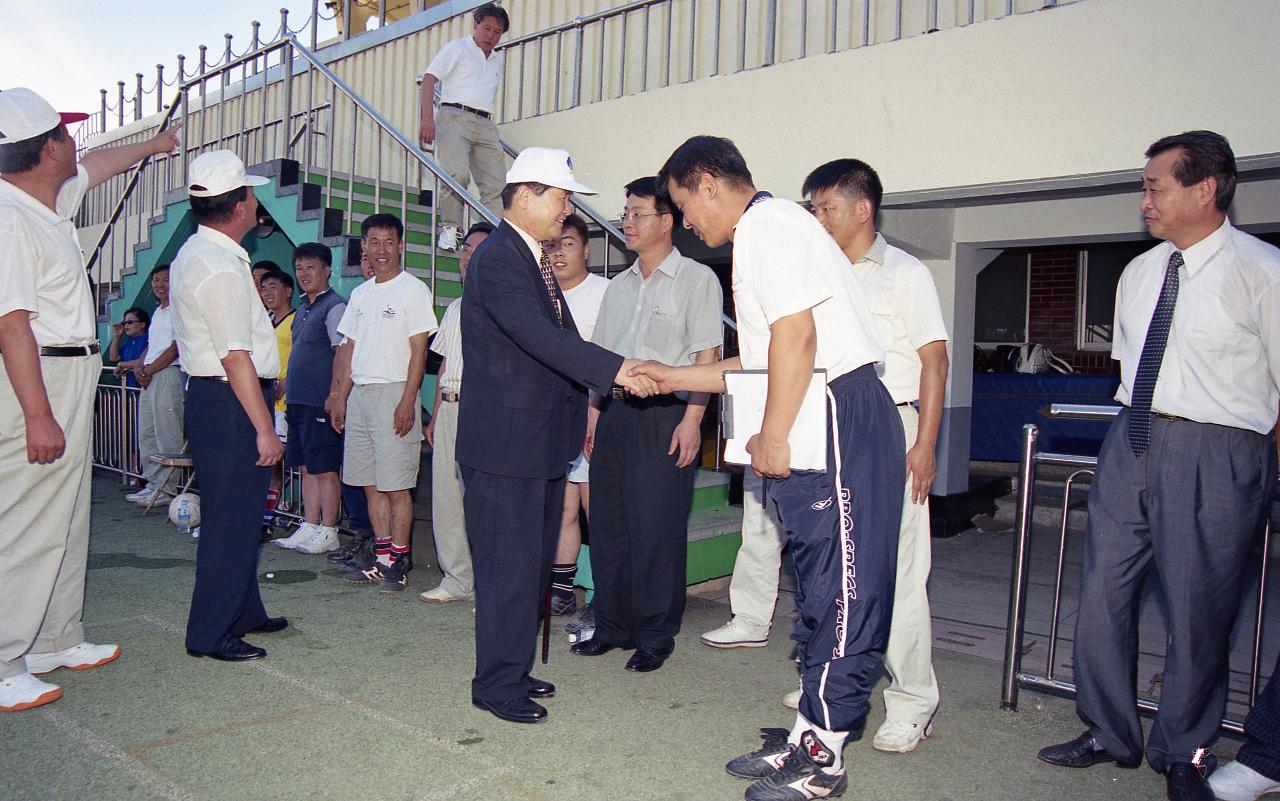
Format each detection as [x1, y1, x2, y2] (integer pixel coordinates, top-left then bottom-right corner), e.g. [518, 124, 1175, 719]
[1127, 250, 1182, 456]
[537, 251, 563, 326]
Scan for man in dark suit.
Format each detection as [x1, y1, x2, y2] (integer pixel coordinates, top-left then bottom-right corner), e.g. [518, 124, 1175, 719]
[457, 147, 654, 724]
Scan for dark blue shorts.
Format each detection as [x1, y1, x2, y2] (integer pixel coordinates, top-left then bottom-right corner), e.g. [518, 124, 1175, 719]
[285, 403, 343, 474]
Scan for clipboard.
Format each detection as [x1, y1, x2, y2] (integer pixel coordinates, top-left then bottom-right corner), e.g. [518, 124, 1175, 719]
[721, 369, 828, 471]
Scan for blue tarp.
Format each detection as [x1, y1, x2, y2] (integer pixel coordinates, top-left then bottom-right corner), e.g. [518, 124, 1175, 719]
[970, 373, 1121, 461]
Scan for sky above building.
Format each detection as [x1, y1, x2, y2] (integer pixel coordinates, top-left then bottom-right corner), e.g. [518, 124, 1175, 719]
[1, 1, 340, 121]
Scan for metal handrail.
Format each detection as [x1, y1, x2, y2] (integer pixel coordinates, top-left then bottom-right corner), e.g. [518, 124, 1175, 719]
[1000, 413, 1273, 734]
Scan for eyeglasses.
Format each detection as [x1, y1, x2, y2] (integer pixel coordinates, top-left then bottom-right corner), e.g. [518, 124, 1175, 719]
[123, 319, 142, 326]
[618, 210, 664, 223]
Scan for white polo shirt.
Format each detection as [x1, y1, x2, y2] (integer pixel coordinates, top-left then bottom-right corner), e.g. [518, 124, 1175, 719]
[1112, 219, 1280, 434]
[850, 234, 950, 404]
[731, 197, 883, 380]
[426, 36, 504, 113]
[337, 271, 438, 385]
[563, 272, 609, 343]
[170, 226, 279, 378]
[0, 165, 96, 347]
[143, 304, 180, 367]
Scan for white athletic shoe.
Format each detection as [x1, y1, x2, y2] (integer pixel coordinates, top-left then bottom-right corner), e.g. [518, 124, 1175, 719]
[872, 719, 933, 753]
[1209, 760, 1280, 801]
[272, 522, 318, 551]
[125, 487, 154, 503]
[700, 617, 770, 649]
[437, 222, 461, 252]
[25, 642, 121, 675]
[0, 673, 62, 712]
[782, 687, 802, 710]
[293, 525, 340, 554]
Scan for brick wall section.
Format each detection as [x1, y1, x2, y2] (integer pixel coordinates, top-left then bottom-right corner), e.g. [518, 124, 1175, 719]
[1026, 248, 1117, 375]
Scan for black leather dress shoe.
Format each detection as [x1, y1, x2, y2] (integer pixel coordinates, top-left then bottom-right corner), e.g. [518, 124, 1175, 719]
[472, 696, 547, 724]
[526, 676, 556, 698]
[1037, 732, 1138, 768]
[186, 636, 267, 662]
[1166, 756, 1217, 801]
[570, 637, 617, 656]
[248, 617, 289, 634]
[624, 647, 670, 673]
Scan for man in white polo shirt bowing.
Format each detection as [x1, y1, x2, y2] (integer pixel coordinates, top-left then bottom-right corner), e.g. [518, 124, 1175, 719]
[636, 136, 905, 801]
[171, 150, 286, 662]
[0, 87, 178, 712]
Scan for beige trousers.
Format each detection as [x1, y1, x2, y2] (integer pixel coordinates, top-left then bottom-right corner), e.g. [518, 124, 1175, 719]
[138, 364, 185, 484]
[0, 354, 100, 679]
[429, 399, 473, 597]
[727, 471, 785, 632]
[434, 106, 505, 227]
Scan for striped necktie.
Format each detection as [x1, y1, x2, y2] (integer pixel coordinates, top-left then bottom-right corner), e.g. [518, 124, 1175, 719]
[537, 251, 564, 326]
[1127, 250, 1182, 456]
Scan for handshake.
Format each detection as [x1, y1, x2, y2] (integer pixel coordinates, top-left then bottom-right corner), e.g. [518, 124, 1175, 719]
[613, 359, 681, 398]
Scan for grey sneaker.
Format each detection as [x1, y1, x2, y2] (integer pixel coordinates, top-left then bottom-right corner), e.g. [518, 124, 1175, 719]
[377, 554, 413, 593]
[550, 594, 577, 617]
[744, 731, 847, 801]
[726, 727, 792, 779]
[565, 602, 595, 643]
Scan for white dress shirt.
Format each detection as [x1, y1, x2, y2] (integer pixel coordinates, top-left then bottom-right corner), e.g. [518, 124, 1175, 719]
[849, 234, 950, 404]
[432, 298, 464, 394]
[143, 305, 180, 367]
[1112, 219, 1280, 434]
[425, 36, 504, 113]
[0, 165, 96, 347]
[170, 226, 279, 378]
[732, 198, 884, 380]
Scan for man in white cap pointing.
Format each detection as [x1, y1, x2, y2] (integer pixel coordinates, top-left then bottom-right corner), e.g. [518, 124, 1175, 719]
[456, 147, 655, 724]
[170, 149, 287, 662]
[0, 87, 178, 712]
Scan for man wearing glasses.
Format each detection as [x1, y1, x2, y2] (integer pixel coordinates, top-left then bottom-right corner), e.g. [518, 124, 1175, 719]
[569, 176, 723, 673]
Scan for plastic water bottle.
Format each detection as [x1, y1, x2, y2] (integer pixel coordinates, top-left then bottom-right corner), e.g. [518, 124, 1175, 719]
[176, 503, 192, 537]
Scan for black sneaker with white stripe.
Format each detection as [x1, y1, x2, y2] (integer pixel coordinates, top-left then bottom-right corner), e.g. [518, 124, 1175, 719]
[744, 730, 847, 801]
[726, 728, 793, 779]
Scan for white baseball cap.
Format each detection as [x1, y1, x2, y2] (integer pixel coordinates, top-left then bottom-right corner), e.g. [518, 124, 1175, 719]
[0, 88, 89, 145]
[505, 147, 596, 195]
[188, 149, 269, 197]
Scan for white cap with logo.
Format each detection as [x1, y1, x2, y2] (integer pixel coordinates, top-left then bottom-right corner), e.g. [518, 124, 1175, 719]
[0, 88, 89, 145]
[188, 149, 269, 198]
[505, 147, 596, 195]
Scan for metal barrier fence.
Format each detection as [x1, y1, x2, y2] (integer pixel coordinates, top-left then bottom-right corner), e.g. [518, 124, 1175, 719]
[93, 369, 143, 485]
[1000, 404, 1273, 735]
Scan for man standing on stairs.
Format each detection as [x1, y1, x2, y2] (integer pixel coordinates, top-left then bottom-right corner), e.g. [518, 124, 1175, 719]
[1038, 132, 1280, 801]
[419, 221, 492, 605]
[569, 177, 723, 674]
[805, 158, 950, 754]
[126, 264, 185, 509]
[330, 213, 436, 593]
[418, 2, 509, 251]
[171, 149, 286, 662]
[0, 87, 178, 711]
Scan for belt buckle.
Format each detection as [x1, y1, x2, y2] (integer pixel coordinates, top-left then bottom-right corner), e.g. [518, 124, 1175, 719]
[610, 386, 625, 400]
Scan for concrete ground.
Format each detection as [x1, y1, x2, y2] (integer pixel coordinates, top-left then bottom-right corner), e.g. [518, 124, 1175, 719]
[0, 476, 1255, 801]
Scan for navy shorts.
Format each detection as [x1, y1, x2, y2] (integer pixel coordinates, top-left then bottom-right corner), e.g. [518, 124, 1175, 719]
[285, 403, 343, 474]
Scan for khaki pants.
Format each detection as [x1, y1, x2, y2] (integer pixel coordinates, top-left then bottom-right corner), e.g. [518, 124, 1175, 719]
[435, 106, 504, 227]
[726, 471, 785, 631]
[0, 354, 100, 679]
[430, 399, 473, 598]
[138, 364, 185, 484]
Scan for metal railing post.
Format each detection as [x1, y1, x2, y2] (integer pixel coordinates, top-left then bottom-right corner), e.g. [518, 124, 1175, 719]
[156, 65, 165, 113]
[117, 82, 126, 127]
[763, 0, 778, 66]
[1252, 521, 1272, 706]
[1001, 423, 1039, 711]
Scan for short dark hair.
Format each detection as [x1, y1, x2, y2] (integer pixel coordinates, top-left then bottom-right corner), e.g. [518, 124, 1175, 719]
[150, 264, 170, 278]
[1145, 130, 1237, 212]
[465, 221, 495, 239]
[500, 181, 553, 210]
[560, 213, 589, 244]
[361, 212, 404, 241]
[252, 260, 280, 273]
[0, 124, 65, 173]
[625, 175, 681, 229]
[802, 158, 884, 217]
[473, 2, 510, 31]
[293, 241, 332, 268]
[658, 135, 754, 194]
[190, 185, 249, 226]
[261, 269, 294, 292]
[123, 306, 151, 327]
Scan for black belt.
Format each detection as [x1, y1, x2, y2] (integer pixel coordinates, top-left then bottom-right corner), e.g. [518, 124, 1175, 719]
[441, 391, 460, 402]
[191, 375, 277, 388]
[896, 401, 912, 407]
[28, 344, 100, 357]
[1152, 411, 1192, 423]
[441, 102, 491, 119]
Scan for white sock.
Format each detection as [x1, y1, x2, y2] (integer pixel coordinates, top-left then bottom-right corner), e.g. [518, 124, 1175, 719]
[790, 713, 848, 773]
